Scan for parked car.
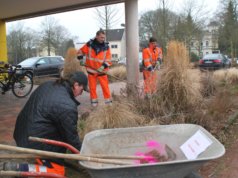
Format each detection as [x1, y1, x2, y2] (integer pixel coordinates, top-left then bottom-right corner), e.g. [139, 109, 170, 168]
[118, 52, 144, 72]
[16, 56, 64, 77]
[199, 53, 231, 70]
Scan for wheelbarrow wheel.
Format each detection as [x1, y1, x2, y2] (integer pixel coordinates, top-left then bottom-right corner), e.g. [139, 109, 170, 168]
[184, 171, 203, 178]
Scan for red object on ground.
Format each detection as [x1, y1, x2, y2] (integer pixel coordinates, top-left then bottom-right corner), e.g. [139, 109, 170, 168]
[134, 140, 167, 164]
[29, 137, 80, 154]
[20, 172, 66, 178]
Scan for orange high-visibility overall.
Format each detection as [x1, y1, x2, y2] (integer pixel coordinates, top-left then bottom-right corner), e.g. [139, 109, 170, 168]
[78, 41, 112, 105]
[142, 47, 163, 95]
[22, 159, 65, 176]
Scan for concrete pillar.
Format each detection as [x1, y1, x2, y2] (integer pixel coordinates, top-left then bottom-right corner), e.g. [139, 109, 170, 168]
[0, 20, 8, 65]
[125, 0, 139, 89]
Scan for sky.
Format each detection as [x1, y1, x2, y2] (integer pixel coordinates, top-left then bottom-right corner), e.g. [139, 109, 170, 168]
[6, 0, 220, 42]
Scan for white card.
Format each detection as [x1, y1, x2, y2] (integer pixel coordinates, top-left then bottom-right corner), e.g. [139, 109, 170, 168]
[180, 130, 213, 160]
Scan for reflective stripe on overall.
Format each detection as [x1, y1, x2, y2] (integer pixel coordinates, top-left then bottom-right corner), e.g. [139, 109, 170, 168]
[143, 48, 158, 94]
[19, 159, 65, 176]
[86, 47, 111, 103]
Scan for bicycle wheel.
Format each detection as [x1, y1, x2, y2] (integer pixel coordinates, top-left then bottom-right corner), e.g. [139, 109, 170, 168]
[12, 74, 33, 98]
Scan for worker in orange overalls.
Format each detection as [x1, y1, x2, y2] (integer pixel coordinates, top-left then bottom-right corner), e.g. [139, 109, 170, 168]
[142, 37, 163, 97]
[77, 30, 112, 107]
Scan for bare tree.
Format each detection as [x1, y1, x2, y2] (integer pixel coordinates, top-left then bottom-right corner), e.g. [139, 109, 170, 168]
[95, 4, 121, 39]
[40, 16, 73, 56]
[218, 0, 238, 58]
[54, 25, 70, 55]
[7, 23, 38, 63]
[40, 16, 58, 56]
[139, 7, 178, 50]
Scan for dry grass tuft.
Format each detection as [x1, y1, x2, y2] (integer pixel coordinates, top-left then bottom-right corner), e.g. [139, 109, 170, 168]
[157, 41, 202, 113]
[213, 69, 226, 82]
[225, 68, 238, 84]
[213, 68, 238, 84]
[63, 47, 86, 78]
[81, 98, 145, 138]
[200, 72, 216, 97]
[107, 65, 127, 82]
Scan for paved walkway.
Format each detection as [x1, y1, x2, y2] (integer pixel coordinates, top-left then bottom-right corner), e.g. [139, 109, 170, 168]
[0, 81, 126, 146]
[1, 79, 238, 177]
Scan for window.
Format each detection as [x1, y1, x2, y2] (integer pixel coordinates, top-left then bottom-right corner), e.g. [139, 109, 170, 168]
[50, 57, 63, 64]
[111, 44, 118, 48]
[206, 41, 209, 47]
[112, 54, 118, 58]
[191, 42, 194, 47]
[36, 58, 49, 65]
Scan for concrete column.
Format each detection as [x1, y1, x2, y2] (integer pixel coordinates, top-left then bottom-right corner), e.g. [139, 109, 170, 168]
[125, 0, 139, 89]
[0, 20, 8, 65]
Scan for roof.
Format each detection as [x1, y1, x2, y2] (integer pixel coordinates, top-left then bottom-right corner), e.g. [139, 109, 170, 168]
[106, 29, 124, 41]
[0, 0, 124, 22]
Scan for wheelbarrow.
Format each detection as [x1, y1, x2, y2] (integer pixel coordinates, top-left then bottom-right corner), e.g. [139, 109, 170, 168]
[79, 124, 225, 178]
[0, 137, 148, 177]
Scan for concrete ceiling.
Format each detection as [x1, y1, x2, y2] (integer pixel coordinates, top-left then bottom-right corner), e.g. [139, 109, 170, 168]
[0, 0, 124, 22]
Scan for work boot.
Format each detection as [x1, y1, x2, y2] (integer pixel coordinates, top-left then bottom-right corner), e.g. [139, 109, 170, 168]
[3, 162, 20, 171]
[105, 100, 112, 106]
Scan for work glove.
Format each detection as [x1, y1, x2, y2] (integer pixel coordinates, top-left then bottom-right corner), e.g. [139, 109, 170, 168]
[158, 58, 162, 65]
[79, 60, 85, 66]
[155, 61, 161, 70]
[147, 66, 153, 72]
[77, 55, 83, 60]
[98, 65, 105, 73]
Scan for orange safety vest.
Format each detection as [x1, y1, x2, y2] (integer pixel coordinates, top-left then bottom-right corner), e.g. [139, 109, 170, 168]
[142, 47, 163, 69]
[79, 41, 112, 74]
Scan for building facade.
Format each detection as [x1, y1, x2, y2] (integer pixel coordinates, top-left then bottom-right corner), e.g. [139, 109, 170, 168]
[106, 29, 126, 61]
[190, 21, 219, 57]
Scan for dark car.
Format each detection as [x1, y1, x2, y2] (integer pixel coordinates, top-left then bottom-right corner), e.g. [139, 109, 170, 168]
[16, 56, 64, 78]
[118, 52, 143, 72]
[199, 53, 231, 70]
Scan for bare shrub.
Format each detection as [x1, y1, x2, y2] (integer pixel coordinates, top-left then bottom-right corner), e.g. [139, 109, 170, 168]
[188, 89, 234, 141]
[226, 68, 238, 84]
[107, 65, 127, 82]
[213, 68, 238, 85]
[63, 47, 86, 78]
[200, 71, 216, 97]
[213, 69, 226, 82]
[81, 98, 145, 138]
[157, 41, 202, 113]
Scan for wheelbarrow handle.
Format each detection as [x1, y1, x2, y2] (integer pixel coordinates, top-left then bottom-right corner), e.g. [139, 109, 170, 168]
[0, 171, 66, 178]
[29, 137, 80, 154]
[0, 144, 130, 165]
[30, 136, 149, 160]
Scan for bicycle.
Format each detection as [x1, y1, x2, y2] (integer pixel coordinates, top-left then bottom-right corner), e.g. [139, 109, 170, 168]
[0, 64, 33, 98]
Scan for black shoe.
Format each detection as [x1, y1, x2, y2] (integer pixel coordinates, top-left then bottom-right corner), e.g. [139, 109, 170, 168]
[3, 162, 19, 171]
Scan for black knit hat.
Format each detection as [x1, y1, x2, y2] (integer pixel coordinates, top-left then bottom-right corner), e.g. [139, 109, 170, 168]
[149, 37, 157, 43]
[69, 71, 89, 92]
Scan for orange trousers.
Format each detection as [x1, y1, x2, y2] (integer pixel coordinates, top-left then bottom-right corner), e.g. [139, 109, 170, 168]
[25, 159, 65, 176]
[88, 74, 111, 101]
[143, 70, 158, 94]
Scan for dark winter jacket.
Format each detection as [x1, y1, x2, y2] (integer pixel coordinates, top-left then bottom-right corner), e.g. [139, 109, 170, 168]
[14, 81, 81, 164]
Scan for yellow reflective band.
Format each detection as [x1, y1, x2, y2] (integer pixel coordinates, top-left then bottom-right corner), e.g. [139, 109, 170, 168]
[144, 59, 150, 62]
[28, 164, 37, 172]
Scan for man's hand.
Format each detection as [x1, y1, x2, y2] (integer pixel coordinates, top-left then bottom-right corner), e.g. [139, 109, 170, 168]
[79, 60, 85, 66]
[97, 66, 105, 73]
[147, 66, 154, 72]
[158, 58, 162, 65]
[77, 55, 83, 60]
[155, 61, 160, 70]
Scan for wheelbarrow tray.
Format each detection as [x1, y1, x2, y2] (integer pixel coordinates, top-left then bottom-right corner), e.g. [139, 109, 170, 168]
[79, 124, 225, 178]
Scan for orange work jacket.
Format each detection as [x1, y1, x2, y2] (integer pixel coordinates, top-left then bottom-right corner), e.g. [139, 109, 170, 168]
[79, 40, 112, 74]
[142, 47, 163, 69]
